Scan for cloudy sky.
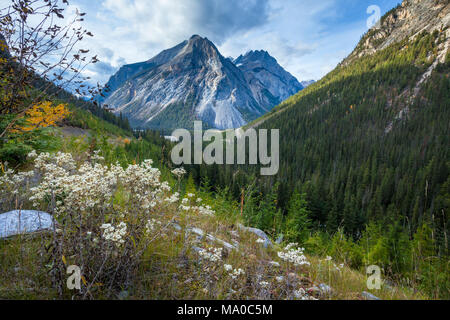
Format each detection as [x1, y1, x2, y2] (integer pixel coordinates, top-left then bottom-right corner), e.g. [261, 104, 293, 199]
[14, 0, 402, 85]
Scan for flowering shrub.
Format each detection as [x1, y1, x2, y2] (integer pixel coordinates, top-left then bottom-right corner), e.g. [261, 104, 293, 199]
[0, 151, 337, 301]
[0, 150, 184, 298]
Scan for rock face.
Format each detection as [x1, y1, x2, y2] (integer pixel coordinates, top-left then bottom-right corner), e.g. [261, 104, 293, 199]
[100, 35, 303, 130]
[0, 210, 54, 239]
[237, 224, 273, 248]
[300, 80, 315, 88]
[345, 0, 450, 64]
[362, 291, 381, 300]
[234, 50, 303, 109]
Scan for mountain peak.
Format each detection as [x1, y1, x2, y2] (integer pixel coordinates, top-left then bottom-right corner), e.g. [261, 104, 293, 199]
[189, 34, 207, 43]
[235, 50, 278, 66]
[234, 49, 303, 107]
[188, 34, 212, 45]
[101, 36, 303, 130]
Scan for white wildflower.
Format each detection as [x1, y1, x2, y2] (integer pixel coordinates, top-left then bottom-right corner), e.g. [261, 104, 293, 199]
[101, 222, 127, 246]
[230, 268, 245, 279]
[278, 244, 310, 267]
[198, 247, 222, 263]
[171, 168, 187, 179]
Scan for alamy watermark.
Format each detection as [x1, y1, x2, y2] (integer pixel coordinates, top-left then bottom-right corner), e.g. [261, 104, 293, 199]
[367, 5, 381, 29]
[170, 121, 279, 176]
[366, 265, 382, 290]
[67, 265, 81, 291]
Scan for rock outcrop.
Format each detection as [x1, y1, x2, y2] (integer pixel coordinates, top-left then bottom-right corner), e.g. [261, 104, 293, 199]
[0, 210, 54, 239]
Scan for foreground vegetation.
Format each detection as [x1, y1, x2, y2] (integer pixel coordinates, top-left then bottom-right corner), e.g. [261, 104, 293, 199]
[185, 30, 450, 299]
[0, 0, 448, 300]
[0, 137, 425, 300]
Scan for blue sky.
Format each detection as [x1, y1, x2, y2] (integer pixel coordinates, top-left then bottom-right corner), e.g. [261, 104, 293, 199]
[23, 0, 402, 85]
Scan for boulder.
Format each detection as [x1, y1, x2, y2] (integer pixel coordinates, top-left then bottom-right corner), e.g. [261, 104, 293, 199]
[362, 291, 381, 300]
[185, 226, 238, 251]
[307, 284, 333, 297]
[237, 224, 273, 248]
[0, 210, 54, 239]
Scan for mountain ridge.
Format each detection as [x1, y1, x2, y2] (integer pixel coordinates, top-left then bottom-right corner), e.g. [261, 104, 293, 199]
[101, 36, 303, 130]
[247, 0, 449, 131]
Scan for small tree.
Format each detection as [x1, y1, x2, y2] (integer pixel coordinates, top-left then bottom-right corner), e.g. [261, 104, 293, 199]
[284, 189, 311, 243]
[0, 0, 100, 138]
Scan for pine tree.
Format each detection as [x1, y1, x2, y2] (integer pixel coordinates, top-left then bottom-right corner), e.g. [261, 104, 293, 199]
[284, 189, 311, 243]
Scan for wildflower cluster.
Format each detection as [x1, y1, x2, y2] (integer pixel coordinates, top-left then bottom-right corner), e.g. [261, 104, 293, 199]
[277, 243, 310, 267]
[8, 152, 173, 217]
[198, 247, 223, 263]
[223, 264, 245, 279]
[171, 167, 187, 179]
[0, 151, 192, 296]
[145, 219, 162, 234]
[100, 222, 127, 246]
[178, 195, 215, 217]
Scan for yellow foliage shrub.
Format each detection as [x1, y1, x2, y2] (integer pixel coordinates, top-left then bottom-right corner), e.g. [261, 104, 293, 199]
[14, 101, 71, 132]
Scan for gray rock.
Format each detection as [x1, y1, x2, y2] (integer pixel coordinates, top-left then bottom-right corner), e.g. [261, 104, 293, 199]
[191, 246, 203, 253]
[190, 227, 205, 238]
[362, 291, 381, 300]
[0, 210, 54, 239]
[206, 234, 238, 251]
[186, 226, 238, 251]
[237, 224, 273, 248]
[307, 284, 333, 297]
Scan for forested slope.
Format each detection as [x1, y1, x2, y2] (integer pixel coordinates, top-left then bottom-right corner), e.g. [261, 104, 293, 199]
[187, 7, 450, 298]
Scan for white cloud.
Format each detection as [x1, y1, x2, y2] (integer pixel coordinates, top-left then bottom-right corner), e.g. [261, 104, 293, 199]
[0, 0, 400, 85]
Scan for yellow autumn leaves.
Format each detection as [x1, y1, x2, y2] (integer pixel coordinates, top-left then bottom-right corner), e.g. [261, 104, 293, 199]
[13, 101, 70, 133]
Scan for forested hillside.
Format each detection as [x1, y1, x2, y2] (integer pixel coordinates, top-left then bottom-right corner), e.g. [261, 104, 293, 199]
[185, 16, 450, 298]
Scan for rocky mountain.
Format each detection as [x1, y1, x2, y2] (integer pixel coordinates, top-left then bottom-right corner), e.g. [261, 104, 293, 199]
[344, 0, 449, 65]
[100, 36, 303, 130]
[236, 0, 450, 242]
[234, 50, 303, 108]
[300, 80, 315, 88]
